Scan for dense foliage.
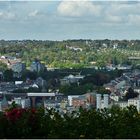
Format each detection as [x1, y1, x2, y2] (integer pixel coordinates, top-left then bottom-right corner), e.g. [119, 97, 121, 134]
[0, 39, 140, 68]
[0, 105, 140, 138]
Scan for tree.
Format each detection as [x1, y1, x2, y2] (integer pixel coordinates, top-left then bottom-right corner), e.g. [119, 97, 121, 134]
[3, 69, 13, 81]
[0, 62, 8, 71]
[125, 87, 139, 100]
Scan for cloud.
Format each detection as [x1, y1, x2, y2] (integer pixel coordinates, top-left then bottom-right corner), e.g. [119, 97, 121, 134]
[102, 2, 140, 25]
[57, 1, 102, 17]
[0, 12, 3, 17]
[0, 11, 15, 20]
[28, 10, 39, 17]
[105, 14, 122, 23]
[128, 14, 140, 25]
[105, 2, 140, 16]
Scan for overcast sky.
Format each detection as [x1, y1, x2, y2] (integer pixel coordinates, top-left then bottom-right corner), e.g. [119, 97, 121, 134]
[0, 1, 140, 40]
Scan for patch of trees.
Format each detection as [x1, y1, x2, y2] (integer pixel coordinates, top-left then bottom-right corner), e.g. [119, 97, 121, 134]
[1, 105, 140, 138]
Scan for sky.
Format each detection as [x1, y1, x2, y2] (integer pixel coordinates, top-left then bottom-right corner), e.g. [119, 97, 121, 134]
[0, 1, 140, 40]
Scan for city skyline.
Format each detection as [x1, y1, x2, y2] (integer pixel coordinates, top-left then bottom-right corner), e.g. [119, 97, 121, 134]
[0, 1, 140, 40]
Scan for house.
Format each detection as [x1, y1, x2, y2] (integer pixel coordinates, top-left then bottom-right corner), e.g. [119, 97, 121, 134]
[30, 60, 45, 73]
[72, 95, 87, 108]
[44, 100, 60, 110]
[68, 95, 80, 106]
[0, 95, 8, 112]
[0, 72, 3, 81]
[12, 62, 26, 73]
[60, 74, 84, 85]
[71, 92, 97, 108]
[11, 97, 31, 108]
[115, 95, 140, 112]
[116, 64, 132, 70]
[15, 81, 23, 85]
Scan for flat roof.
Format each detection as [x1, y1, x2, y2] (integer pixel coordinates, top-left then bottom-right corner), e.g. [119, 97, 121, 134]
[27, 93, 55, 97]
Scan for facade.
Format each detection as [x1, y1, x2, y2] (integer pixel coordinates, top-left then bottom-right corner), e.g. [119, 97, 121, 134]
[71, 92, 96, 108]
[0, 95, 8, 112]
[60, 74, 84, 85]
[85, 92, 96, 106]
[118, 101, 128, 109]
[116, 95, 140, 112]
[44, 100, 60, 110]
[11, 62, 26, 73]
[68, 95, 80, 106]
[72, 96, 86, 108]
[0, 72, 3, 81]
[96, 94, 109, 109]
[21, 98, 31, 108]
[30, 60, 45, 73]
[11, 97, 31, 108]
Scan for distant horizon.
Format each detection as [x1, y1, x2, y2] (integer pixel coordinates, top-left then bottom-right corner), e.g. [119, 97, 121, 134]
[0, 38, 140, 41]
[0, 1, 140, 40]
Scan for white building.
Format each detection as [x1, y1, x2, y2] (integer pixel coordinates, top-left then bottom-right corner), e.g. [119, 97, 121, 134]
[60, 74, 85, 85]
[117, 95, 140, 112]
[21, 98, 31, 108]
[12, 97, 31, 108]
[15, 81, 23, 85]
[115, 80, 126, 89]
[96, 94, 109, 110]
[103, 94, 109, 108]
[118, 101, 128, 109]
[110, 94, 119, 102]
[96, 94, 101, 109]
[68, 95, 80, 106]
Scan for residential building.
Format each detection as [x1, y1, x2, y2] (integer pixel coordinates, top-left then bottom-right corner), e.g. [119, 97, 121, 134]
[0, 72, 3, 81]
[68, 95, 80, 106]
[60, 74, 84, 85]
[115, 95, 140, 112]
[30, 60, 45, 73]
[96, 94, 109, 109]
[11, 97, 31, 108]
[0, 95, 8, 112]
[12, 62, 26, 73]
[72, 95, 87, 108]
[71, 92, 96, 108]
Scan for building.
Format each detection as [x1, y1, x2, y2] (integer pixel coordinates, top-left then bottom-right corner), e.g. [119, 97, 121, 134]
[21, 98, 31, 108]
[11, 97, 31, 108]
[60, 74, 84, 85]
[12, 62, 26, 73]
[0, 72, 3, 81]
[71, 92, 96, 108]
[0, 95, 8, 112]
[15, 81, 23, 85]
[85, 92, 96, 106]
[116, 64, 132, 70]
[68, 95, 80, 106]
[72, 95, 87, 108]
[115, 95, 140, 112]
[96, 94, 109, 109]
[44, 100, 60, 110]
[27, 92, 64, 107]
[30, 60, 45, 73]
